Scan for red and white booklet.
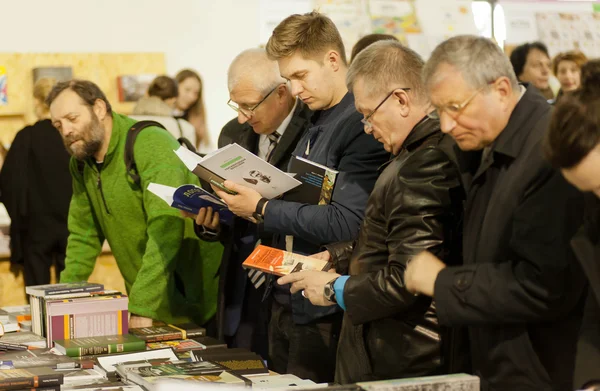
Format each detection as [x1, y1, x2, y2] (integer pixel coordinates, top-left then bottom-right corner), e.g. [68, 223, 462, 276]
[242, 245, 332, 276]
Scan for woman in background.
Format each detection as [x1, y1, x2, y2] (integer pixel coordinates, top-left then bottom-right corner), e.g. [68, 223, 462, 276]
[0, 77, 72, 286]
[552, 50, 588, 103]
[132, 75, 196, 145]
[510, 41, 554, 101]
[175, 69, 212, 153]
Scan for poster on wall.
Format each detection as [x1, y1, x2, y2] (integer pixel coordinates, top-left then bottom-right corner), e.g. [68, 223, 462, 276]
[116, 74, 156, 103]
[259, 0, 312, 45]
[536, 12, 600, 58]
[369, 0, 421, 44]
[32, 67, 73, 84]
[315, 0, 370, 59]
[0, 66, 7, 106]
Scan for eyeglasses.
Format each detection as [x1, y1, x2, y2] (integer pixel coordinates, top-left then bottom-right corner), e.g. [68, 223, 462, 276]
[427, 85, 488, 120]
[361, 88, 411, 129]
[227, 84, 282, 119]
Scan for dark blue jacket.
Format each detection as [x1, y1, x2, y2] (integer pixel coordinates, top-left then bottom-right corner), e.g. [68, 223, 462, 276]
[263, 92, 389, 324]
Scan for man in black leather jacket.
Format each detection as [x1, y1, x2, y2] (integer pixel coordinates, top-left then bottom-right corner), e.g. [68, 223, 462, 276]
[279, 40, 470, 383]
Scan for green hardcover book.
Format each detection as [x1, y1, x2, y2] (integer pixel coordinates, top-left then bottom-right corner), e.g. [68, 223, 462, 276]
[53, 334, 146, 357]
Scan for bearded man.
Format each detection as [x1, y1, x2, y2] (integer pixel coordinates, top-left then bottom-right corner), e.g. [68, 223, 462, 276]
[47, 80, 223, 331]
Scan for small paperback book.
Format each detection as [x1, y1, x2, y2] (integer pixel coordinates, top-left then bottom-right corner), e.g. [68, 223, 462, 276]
[147, 183, 234, 225]
[285, 156, 339, 205]
[25, 282, 104, 297]
[0, 367, 64, 389]
[0, 348, 78, 369]
[95, 347, 179, 376]
[129, 323, 205, 343]
[243, 245, 332, 277]
[146, 339, 205, 353]
[175, 144, 301, 199]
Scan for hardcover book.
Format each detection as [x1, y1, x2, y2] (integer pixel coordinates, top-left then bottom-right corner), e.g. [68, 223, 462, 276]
[25, 282, 104, 298]
[147, 183, 234, 225]
[146, 339, 205, 353]
[357, 374, 480, 391]
[94, 347, 179, 376]
[191, 349, 268, 376]
[53, 334, 146, 357]
[242, 245, 332, 277]
[0, 348, 77, 369]
[0, 367, 63, 390]
[175, 144, 301, 199]
[130, 323, 205, 342]
[285, 156, 339, 205]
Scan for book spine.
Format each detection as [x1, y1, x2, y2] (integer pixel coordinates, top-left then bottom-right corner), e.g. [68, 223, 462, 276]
[0, 372, 63, 389]
[143, 331, 182, 342]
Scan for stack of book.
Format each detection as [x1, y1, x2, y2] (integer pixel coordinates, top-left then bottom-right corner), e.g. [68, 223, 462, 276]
[26, 282, 129, 347]
[0, 305, 31, 334]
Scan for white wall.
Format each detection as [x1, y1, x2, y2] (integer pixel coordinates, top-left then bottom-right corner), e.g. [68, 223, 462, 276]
[0, 0, 262, 148]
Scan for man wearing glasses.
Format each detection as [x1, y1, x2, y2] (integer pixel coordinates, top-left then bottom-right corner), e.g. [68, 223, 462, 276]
[191, 48, 312, 360]
[278, 40, 469, 383]
[210, 13, 388, 383]
[404, 36, 586, 390]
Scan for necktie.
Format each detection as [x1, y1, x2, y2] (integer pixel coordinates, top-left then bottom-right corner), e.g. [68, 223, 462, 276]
[247, 132, 281, 290]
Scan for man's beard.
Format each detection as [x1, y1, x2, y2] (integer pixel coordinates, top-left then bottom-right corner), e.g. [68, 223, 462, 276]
[64, 114, 104, 161]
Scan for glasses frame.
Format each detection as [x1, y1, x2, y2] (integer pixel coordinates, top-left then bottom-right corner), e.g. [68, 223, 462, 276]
[361, 88, 411, 129]
[428, 83, 492, 120]
[227, 84, 282, 119]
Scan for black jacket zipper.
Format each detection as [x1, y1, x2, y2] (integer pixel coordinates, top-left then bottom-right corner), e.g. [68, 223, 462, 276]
[96, 170, 111, 215]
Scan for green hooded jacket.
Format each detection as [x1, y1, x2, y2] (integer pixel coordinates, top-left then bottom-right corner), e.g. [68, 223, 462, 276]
[60, 112, 222, 325]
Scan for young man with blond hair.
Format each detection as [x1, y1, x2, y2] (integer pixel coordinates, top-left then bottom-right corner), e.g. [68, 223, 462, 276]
[211, 12, 388, 382]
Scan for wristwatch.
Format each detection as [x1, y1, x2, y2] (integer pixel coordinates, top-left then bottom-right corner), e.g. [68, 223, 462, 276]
[252, 197, 269, 223]
[323, 277, 339, 304]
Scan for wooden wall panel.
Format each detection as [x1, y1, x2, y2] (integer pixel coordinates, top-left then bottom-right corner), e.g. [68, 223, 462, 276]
[0, 53, 165, 146]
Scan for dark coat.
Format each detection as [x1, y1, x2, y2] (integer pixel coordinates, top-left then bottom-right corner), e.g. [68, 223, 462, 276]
[325, 118, 469, 383]
[572, 194, 600, 389]
[0, 119, 72, 265]
[209, 100, 312, 341]
[434, 86, 586, 390]
[263, 93, 390, 324]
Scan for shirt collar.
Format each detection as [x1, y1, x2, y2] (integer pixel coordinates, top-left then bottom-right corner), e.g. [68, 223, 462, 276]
[273, 98, 298, 138]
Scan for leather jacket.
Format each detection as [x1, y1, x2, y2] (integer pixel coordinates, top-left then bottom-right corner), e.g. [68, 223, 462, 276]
[325, 117, 470, 383]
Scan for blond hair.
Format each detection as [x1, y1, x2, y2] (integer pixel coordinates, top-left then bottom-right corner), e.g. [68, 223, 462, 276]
[34, 77, 58, 104]
[266, 11, 347, 64]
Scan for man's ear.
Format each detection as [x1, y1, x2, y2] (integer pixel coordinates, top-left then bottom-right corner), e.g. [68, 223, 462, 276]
[394, 89, 411, 117]
[93, 98, 108, 120]
[324, 50, 343, 72]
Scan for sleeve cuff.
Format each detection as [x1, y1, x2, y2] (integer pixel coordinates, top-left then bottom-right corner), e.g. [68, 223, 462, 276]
[334, 275, 350, 311]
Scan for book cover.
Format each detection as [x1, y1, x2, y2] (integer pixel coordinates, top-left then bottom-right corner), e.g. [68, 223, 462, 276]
[0, 367, 63, 389]
[285, 156, 339, 205]
[95, 347, 179, 375]
[0, 321, 20, 333]
[129, 325, 183, 343]
[190, 336, 227, 350]
[357, 374, 480, 391]
[242, 245, 332, 277]
[25, 283, 104, 298]
[0, 349, 77, 369]
[53, 334, 146, 357]
[167, 323, 206, 339]
[0, 306, 31, 324]
[146, 339, 205, 353]
[0, 332, 46, 349]
[192, 350, 268, 376]
[45, 295, 129, 346]
[175, 144, 301, 199]
[147, 183, 234, 225]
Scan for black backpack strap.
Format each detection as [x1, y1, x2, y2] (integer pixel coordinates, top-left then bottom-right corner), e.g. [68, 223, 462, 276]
[174, 117, 184, 138]
[125, 120, 166, 185]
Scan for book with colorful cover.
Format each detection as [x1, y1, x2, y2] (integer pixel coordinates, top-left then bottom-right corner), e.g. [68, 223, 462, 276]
[285, 156, 339, 205]
[25, 282, 104, 298]
[0, 367, 63, 389]
[0, 348, 77, 369]
[175, 144, 301, 199]
[147, 183, 234, 225]
[53, 334, 146, 357]
[130, 323, 205, 342]
[94, 348, 179, 376]
[191, 349, 269, 376]
[146, 339, 205, 353]
[242, 245, 332, 277]
[44, 295, 129, 346]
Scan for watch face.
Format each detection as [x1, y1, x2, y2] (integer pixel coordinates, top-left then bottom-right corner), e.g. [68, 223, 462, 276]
[324, 283, 334, 301]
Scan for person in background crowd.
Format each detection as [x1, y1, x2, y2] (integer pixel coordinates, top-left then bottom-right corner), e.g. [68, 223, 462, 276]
[552, 50, 588, 103]
[510, 41, 554, 101]
[190, 48, 311, 360]
[349, 33, 398, 63]
[0, 77, 72, 287]
[544, 59, 600, 391]
[210, 12, 389, 383]
[278, 40, 469, 383]
[174, 69, 212, 153]
[132, 75, 197, 145]
[405, 35, 586, 390]
[49, 79, 223, 330]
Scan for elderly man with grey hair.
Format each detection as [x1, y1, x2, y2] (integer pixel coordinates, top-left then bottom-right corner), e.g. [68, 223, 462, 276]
[278, 39, 469, 383]
[404, 35, 586, 390]
[190, 48, 311, 358]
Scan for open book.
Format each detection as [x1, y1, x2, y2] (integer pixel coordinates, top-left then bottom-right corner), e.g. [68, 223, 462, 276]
[242, 245, 332, 276]
[175, 143, 301, 200]
[147, 183, 234, 225]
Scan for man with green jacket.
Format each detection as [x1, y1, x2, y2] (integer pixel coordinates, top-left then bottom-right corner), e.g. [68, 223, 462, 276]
[47, 80, 222, 329]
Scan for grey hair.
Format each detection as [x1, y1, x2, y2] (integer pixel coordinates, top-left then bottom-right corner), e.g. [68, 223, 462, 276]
[346, 40, 427, 103]
[422, 35, 519, 91]
[227, 48, 286, 94]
